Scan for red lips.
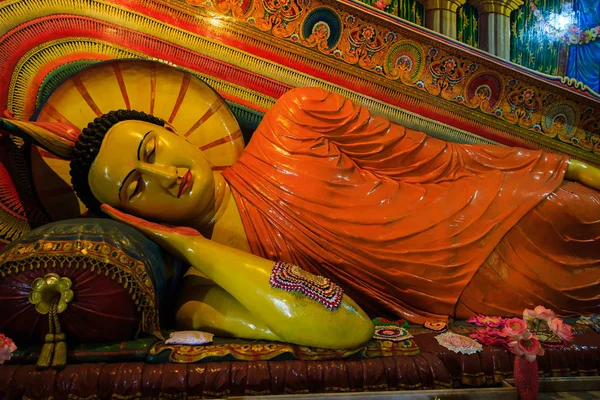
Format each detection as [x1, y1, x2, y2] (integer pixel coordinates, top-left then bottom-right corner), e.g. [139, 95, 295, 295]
[177, 170, 192, 198]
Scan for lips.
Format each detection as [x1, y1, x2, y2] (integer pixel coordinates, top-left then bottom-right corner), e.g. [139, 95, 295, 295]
[177, 170, 193, 198]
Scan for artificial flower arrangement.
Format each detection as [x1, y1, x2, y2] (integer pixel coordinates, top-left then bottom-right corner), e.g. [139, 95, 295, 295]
[468, 306, 574, 400]
[468, 305, 574, 360]
[0, 334, 17, 365]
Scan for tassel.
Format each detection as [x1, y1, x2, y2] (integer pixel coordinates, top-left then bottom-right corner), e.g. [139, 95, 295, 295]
[36, 297, 68, 370]
[50, 298, 67, 370]
[51, 332, 67, 369]
[36, 334, 55, 370]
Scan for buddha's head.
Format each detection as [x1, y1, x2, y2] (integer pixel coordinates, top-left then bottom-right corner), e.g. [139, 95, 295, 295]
[70, 110, 216, 225]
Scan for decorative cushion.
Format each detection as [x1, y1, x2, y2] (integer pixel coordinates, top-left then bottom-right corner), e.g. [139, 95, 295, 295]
[164, 331, 215, 345]
[0, 218, 183, 343]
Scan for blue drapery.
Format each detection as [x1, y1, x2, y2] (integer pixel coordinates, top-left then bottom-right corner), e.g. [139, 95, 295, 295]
[566, 0, 600, 93]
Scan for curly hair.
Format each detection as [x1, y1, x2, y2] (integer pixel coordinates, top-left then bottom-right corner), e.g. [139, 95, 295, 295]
[70, 110, 165, 213]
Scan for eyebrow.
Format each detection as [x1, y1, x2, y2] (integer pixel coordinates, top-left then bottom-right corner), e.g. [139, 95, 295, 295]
[118, 131, 152, 201]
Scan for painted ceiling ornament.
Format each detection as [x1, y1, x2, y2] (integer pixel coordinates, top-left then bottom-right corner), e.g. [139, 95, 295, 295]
[426, 48, 478, 95]
[435, 331, 483, 355]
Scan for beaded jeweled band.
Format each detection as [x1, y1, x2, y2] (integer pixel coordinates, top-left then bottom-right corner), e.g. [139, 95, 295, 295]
[269, 261, 343, 310]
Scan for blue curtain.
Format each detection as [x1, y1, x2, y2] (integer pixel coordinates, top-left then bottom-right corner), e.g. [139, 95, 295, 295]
[566, 0, 600, 93]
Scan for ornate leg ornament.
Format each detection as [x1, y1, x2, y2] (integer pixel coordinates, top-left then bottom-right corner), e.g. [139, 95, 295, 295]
[269, 261, 344, 310]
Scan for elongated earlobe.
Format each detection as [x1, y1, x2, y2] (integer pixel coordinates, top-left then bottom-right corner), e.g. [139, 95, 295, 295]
[0, 118, 81, 160]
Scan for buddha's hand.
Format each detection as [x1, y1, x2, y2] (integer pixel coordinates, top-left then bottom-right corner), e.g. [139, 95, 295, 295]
[101, 204, 202, 260]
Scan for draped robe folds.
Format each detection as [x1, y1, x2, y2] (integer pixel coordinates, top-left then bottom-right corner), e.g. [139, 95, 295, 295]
[222, 87, 600, 323]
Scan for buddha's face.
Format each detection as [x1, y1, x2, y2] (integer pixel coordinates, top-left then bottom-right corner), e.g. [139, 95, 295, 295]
[88, 120, 215, 224]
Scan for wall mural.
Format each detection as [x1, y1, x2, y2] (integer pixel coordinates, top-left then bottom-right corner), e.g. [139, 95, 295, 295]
[352, 0, 559, 77]
[511, 0, 563, 76]
[198, 0, 600, 156]
[0, 0, 599, 163]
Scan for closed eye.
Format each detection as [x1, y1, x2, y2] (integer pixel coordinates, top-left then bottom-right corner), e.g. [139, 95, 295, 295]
[127, 177, 144, 201]
[145, 138, 157, 164]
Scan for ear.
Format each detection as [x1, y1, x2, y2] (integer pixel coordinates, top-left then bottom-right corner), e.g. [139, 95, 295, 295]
[0, 118, 80, 159]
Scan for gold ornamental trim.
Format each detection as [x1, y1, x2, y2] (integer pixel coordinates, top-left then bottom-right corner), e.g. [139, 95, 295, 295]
[418, 0, 467, 13]
[469, 0, 524, 16]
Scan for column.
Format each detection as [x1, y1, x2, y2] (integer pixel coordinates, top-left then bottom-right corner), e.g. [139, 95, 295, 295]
[419, 0, 466, 40]
[470, 0, 523, 59]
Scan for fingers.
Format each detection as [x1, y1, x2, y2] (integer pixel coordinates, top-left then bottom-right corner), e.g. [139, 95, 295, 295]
[100, 204, 202, 236]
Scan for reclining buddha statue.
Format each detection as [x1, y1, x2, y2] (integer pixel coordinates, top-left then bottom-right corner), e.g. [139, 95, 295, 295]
[3, 61, 600, 349]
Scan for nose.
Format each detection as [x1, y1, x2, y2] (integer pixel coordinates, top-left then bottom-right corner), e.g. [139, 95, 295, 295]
[138, 163, 187, 189]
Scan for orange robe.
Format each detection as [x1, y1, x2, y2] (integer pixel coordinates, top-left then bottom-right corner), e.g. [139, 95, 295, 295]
[222, 87, 600, 323]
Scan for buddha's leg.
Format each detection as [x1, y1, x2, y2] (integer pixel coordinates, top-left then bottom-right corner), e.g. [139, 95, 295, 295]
[185, 244, 373, 348]
[456, 181, 600, 318]
[175, 271, 282, 341]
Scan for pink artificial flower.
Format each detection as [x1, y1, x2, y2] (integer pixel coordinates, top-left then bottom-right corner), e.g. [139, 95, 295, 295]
[547, 317, 574, 342]
[467, 314, 505, 328]
[0, 334, 17, 365]
[523, 305, 555, 323]
[508, 333, 545, 362]
[502, 318, 531, 340]
[569, 24, 580, 34]
[470, 327, 509, 348]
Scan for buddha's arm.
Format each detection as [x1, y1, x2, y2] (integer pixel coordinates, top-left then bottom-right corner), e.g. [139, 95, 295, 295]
[565, 159, 600, 190]
[102, 205, 374, 349]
